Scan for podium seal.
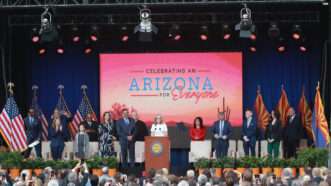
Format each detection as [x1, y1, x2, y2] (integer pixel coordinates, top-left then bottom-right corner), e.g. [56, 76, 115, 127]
[151, 141, 163, 156]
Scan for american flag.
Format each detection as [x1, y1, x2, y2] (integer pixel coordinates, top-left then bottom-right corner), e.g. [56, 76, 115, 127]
[0, 96, 27, 151]
[31, 95, 49, 141]
[71, 94, 97, 137]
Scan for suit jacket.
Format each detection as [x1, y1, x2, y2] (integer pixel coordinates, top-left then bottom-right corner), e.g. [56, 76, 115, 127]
[265, 120, 282, 142]
[212, 120, 232, 140]
[132, 120, 149, 141]
[116, 117, 135, 144]
[49, 126, 65, 146]
[81, 121, 99, 141]
[242, 117, 257, 140]
[283, 115, 302, 141]
[24, 116, 41, 143]
[48, 115, 70, 141]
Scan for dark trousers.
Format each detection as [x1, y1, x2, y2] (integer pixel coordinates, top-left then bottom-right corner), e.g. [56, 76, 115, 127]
[215, 139, 229, 158]
[120, 141, 135, 168]
[50, 143, 64, 160]
[24, 143, 42, 158]
[283, 139, 298, 158]
[243, 139, 256, 156]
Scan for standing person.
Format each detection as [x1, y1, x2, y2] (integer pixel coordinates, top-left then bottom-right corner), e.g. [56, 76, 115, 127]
[189, 116, 206, 141]
[242, 109, 257, 156]
[131, 111, 149, 141]
[74, 124, 90, 160]
[80, 113, 99, 142]
[116, 109, 135, 168]
[24, 108, 42, 158]
[212, 112, 232, 158]
[283, 107, 302, 158]
[150, 114, 168, 137]
[51, 109, 71, 141]
[265, 110, 282, 159]
[98, 112, 116, 157]
[49, 117, 66, 160]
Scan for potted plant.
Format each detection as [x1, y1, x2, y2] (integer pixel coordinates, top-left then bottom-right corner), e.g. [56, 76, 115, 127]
[104, 157, 118, 176]
[222, 157, 235, 174]
[285, 158, 300, 177]
[87, 156, 103, 176]
[211, 159, 223, 177]
[261, 157, 272, 175]
[194, 158, 210, 175]
[235, 157, 246, 174]
[271, 158, 286, 178]
[3, 152, 24, 179]
[32, 158, 45, 176]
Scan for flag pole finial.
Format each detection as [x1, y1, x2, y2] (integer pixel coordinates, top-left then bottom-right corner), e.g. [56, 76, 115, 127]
[32, 85, 39, 91]
[57, 84, 64, 95]
[81, 85, 88, 95]
[281, 84, 284, 90]
[257, 85, 261, 94]
[317, 81, 320, 90]
[7, 82, 14, 95]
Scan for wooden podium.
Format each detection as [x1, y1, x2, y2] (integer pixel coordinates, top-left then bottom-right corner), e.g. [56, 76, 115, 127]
[145, 136, 170, 171]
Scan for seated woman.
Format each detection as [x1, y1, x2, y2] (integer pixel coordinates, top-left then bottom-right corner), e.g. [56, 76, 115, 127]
[150, 114, 168, 137]
[189, 116, 206, 140]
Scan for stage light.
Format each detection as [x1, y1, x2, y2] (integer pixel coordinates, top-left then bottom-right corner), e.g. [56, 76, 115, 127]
[222, 24, 232, 40]
[84, 40, 93, 54]
[31, 27, 40, 43]
[199, 26, 208, 41]
[134, 6, 158, 42]
[89, 26, 99, 42]
[38, 48, 46, 55]
[169, 24, 182, 41]
[250, 32, 257, 41]
[249, 45, 257, 52]
[39, 7, 58, 43]
[71, 26, 80, 43]
[292, 25, 302, 40]
[299, 39, 308, 52]
[120, 26, 129, 42]
[276, 37, 286, 53]
[84, 47, 93, 54]
[56, 40, 64, 54]
[268, 22, 280, 39]
[235, 4, 256, 39]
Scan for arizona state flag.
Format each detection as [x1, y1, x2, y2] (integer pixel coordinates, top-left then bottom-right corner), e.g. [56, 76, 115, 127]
[277, 86, 291, 126]
[312, 83, 330, 148]
[254, 87, 270, 130]
[298, 87, 313, 140]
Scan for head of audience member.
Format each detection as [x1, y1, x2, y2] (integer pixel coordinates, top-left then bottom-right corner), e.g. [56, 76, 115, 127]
[197, 174, 208, 186]
[178, 180, 189, 186]
[193, 117, 204, 129]
[282, 168, 293, 183]
[131, 111, 139, 122]
[90, 175, 99, 186]
[242, 169, 253, 183]
[312, 167, 322, 178]
[186, 170, 195, 179]
[271, 110, 280, 121]
[78, 124, 85, 133]
[122, 109, 129, 119]
[154, 114, 163, 125]
[288, 107, 296, 117]
[103, 112, 112, 124]
[224, 170, 236, 186]
[218, 112, 225, 121]
[245, 109, 253, 120]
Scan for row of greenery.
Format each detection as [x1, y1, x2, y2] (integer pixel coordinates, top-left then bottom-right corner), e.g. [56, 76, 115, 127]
[194, 148, 328, 169]
[0, 153, 118, 169]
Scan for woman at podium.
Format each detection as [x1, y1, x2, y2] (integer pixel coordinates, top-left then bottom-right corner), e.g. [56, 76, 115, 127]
[189, 116, 206, 140]
[150, 114, 168, 137]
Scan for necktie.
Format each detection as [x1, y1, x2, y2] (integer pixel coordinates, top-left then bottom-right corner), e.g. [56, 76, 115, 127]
[125, 118, 129, 125]
[247, 119, 250, 128]
[220, 121, 223, 136]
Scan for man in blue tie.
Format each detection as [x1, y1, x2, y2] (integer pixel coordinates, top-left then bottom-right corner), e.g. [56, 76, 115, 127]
[116, 108, 135, 168]
[242, 109, 257, 156]
[212, 112, 232, 158]
[23, 108, 42, 158]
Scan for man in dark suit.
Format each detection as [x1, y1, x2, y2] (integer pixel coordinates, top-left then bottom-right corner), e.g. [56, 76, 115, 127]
[242, 109, 257, 156]
[24, 108, 42, 158]
[81, 113, 99, 141]
[212, 112, 232, 158]
[131, 111, 149, 141]
[283, 107, 302, 158]
[116, 109, 135, 168]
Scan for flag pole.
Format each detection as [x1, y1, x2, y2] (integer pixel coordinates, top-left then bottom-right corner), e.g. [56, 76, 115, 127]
[7, 82, 14, 152]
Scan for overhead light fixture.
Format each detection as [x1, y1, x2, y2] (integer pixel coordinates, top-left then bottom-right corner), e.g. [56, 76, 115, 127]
[249, 44, 257, 53]
[56, 39, 64, 54]
[71, 26, 80, 43]
[235, 4, 256, 39]
[134, 6, 158, 42]
[120, 26, 129, 42]
[89, 25, 99, 42]
[299, 38, 308, 52]
[268, 22, 280, 39]
[292, 24, 302, 40]
[222, 24, 232, 40]
[84, 40, 93, 54]
[276, 37, 286, 53]
[199, 25, 209, 41]
[39, 7, 58, 43]
[169, 24, 182, 41]
[31, 27, 40, 43]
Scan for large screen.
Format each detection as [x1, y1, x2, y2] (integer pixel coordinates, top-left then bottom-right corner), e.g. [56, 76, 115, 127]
[100, 52, 242, 126]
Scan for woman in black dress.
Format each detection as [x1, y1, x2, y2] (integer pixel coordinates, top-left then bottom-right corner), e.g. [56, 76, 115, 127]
[98, 112, 116, 157]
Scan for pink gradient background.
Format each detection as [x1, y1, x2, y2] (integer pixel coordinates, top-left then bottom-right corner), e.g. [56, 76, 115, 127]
[100, 52, 242, 126]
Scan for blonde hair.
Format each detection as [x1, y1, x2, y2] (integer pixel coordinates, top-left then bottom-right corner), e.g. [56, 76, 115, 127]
[154, 114, 163, 124]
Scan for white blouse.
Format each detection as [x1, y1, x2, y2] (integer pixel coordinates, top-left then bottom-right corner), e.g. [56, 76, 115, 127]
[150, 123, 168, 137]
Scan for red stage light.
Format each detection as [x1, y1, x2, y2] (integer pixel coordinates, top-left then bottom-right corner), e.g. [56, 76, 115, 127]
[250, 34, 257, 41]
[174, 34, 181, 41]
[38, 48, 46, 55]
[277, 46, 286, 52]
[292, 33, 301, 40]
[90, 35, 98, 42]
[72, 36, 80, 43]
[84, 48, 92, 54]
[299, 46, 307, 52]
[121, 35, 129, 42]
[32, 36, 40, 43]
[56, 48, 64, 54]
[200, 34, 208, 41]
[249, 46, 257, 52]
[223, 34, 231, 40]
